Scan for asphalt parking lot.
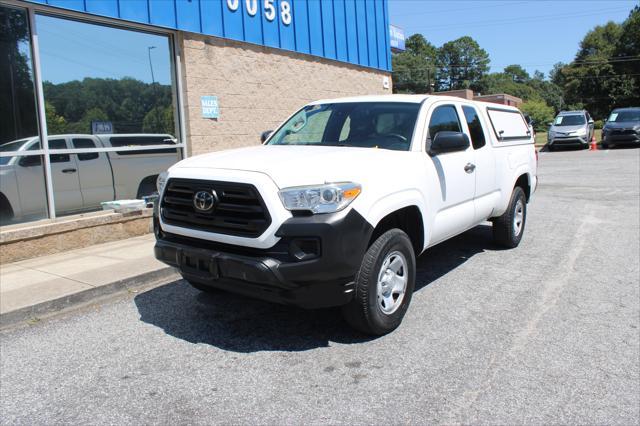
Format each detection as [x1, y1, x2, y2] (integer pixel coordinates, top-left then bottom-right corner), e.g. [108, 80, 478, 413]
[1, 148, 639, 425]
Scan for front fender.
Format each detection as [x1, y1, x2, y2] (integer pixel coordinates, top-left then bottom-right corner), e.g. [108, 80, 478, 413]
[357, 189, 430, 252]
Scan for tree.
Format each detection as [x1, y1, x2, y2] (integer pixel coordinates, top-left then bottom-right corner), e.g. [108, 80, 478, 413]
[613, 6, 640, 105]
[520, 100, 555, 132]
[561, 21, 628, 118]
[44, 102, 67, 135]
[392, 34, 437, 93]
[503, 64, 530, 83]
[143, 105, 174, 134]
[436, 36, 490, 91]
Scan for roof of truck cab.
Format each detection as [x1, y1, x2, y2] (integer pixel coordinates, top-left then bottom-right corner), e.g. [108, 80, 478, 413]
[309, 94, 430, 105]
[308, 94, 522, 112]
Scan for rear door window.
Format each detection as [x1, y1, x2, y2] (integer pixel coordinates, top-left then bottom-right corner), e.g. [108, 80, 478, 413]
[72, 138, 99, 161]
[462, 106, 486, 149]
[48, 139, 70, 163]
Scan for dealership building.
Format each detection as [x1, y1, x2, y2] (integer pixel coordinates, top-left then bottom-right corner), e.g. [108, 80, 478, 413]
[0, 0, 396, 257]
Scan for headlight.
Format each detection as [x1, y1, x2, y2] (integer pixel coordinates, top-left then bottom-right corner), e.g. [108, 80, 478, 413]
[156, 171, 168, 194]
[574, 128, 587, 136]
[279, 182, 361, 214]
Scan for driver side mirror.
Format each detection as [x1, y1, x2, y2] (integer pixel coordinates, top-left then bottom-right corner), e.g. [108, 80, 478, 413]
[588, 119, 594, 124]
[428, 131, 470, 156]
[260, 130, 273, 143]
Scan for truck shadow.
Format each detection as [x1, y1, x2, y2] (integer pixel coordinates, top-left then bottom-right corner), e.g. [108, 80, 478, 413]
[134, 224, 500, 352]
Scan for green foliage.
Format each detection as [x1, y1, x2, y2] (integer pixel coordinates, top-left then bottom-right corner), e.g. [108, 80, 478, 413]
[520, 100, 555, 132]
[143, 106, 174, 134]
[44, 102, 67, 135]
[43, 77, 174, 134]
[392, 34, 437, 93]
[436, 36, 490, 90]
[503, 64, 530, 83]
[594, 119, 604, 130]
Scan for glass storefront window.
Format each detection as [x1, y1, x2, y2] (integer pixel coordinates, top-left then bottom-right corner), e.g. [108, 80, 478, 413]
[35, 13, 183, 217]
[1, 5, 47, 226]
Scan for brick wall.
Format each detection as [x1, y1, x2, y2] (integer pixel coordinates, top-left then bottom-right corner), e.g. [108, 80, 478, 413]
[180, 33, 392, 156]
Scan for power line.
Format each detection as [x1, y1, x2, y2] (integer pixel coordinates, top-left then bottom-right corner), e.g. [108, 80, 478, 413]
[403, 6, 632, 31]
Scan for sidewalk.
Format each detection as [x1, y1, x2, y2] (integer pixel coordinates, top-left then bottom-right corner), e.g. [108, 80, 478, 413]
[0, 234, 179, 327]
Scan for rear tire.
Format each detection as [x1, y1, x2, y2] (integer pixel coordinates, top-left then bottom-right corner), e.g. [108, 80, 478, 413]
[492, 187, 527, 249]
[341, 229, 416, 336]
[0, 194, 14, 224]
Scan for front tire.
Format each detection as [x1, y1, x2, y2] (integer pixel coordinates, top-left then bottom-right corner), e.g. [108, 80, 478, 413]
[492, 187, 527, 248]
[342, 229, 416, 335]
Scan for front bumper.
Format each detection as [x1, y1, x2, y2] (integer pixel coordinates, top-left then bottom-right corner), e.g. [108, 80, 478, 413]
[154, 208, 373, 309]
[602, 132, 640, 145]
[548, 135, 589, 147]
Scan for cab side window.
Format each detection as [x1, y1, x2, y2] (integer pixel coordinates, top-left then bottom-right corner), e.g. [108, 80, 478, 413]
[462, 106, 486, 149]
[428, 105, 461, 141]
[72, 138, 99, 161]
[48, 139, 70, 163]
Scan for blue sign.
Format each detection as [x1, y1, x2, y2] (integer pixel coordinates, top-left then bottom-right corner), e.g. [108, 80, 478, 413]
[91, 121, 113, 134]
[201, 96, 219, 119]
[28, 0, 392, 71]
[389, 24, 406, 52]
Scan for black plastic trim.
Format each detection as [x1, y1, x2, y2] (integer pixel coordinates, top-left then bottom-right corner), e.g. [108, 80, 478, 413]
[154, 208, 374, 309]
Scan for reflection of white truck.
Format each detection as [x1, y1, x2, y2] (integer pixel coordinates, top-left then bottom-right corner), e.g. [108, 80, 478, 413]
[0, 134, 181, 221]
[154, 95, 538, 335]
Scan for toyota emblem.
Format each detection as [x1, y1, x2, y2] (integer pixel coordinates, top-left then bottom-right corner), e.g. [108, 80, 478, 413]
[193, 190, 218, 212]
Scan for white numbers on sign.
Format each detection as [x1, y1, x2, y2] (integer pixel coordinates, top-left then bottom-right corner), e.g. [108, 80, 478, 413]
[264, 0, 276, 21]
[280, 0, 291, 25]
[246, 0, 257, 15]
[227, 0, 239, 11]
[226, 0, 291, 25]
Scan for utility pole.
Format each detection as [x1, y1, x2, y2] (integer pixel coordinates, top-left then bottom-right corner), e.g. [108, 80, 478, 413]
[147, 46, 156, 85]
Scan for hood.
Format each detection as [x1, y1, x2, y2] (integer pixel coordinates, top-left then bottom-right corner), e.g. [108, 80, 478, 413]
[173, 145, 411, 188]
[550, 124, 586, 134]
[604, 120, 640, 130]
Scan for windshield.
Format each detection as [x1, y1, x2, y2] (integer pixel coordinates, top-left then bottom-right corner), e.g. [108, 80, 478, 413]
[554, 114, 586, 126]
[0, 138, 30, 152]
[267, 102, 420, 151]
[608, 110, 640, 123]
[0, 138, 35, 165]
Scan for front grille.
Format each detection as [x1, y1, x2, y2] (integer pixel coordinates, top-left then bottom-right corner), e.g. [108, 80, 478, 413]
[161, 178, 271, 237]
[611, 129, 637, 136]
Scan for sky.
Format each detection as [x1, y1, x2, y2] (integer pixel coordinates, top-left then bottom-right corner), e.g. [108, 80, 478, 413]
[36, 14, 172, 85]
[388, 0, 638, 78]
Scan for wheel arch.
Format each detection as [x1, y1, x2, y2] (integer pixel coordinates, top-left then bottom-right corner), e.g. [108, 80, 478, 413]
[365, 194, 427, 255]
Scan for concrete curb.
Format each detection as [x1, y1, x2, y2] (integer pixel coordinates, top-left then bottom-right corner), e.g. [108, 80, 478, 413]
[0, 267, 181, 330]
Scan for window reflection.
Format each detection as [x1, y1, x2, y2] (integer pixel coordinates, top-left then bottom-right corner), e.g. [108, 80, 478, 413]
[35, 14, 182, 217]
[1, 6, 48, 226]
[0, 6, 39, 146]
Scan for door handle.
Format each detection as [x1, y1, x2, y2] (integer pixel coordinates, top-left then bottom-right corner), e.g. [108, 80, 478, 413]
[464, 163, 476, 173]
[61, 168, 77, 174]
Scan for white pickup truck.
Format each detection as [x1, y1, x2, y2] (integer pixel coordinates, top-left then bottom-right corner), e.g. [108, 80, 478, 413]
[154, 95, 537, 335]
[0, 134, 181, 222]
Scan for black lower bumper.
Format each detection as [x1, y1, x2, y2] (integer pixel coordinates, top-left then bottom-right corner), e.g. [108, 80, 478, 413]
[602, 134, 640, 145]
[549, 136, 588, 147]
[154, 208, 373, 309]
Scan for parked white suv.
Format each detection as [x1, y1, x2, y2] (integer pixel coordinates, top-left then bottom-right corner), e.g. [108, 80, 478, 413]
[0, 134, 181, 222]
[154, 95, 537, 335]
